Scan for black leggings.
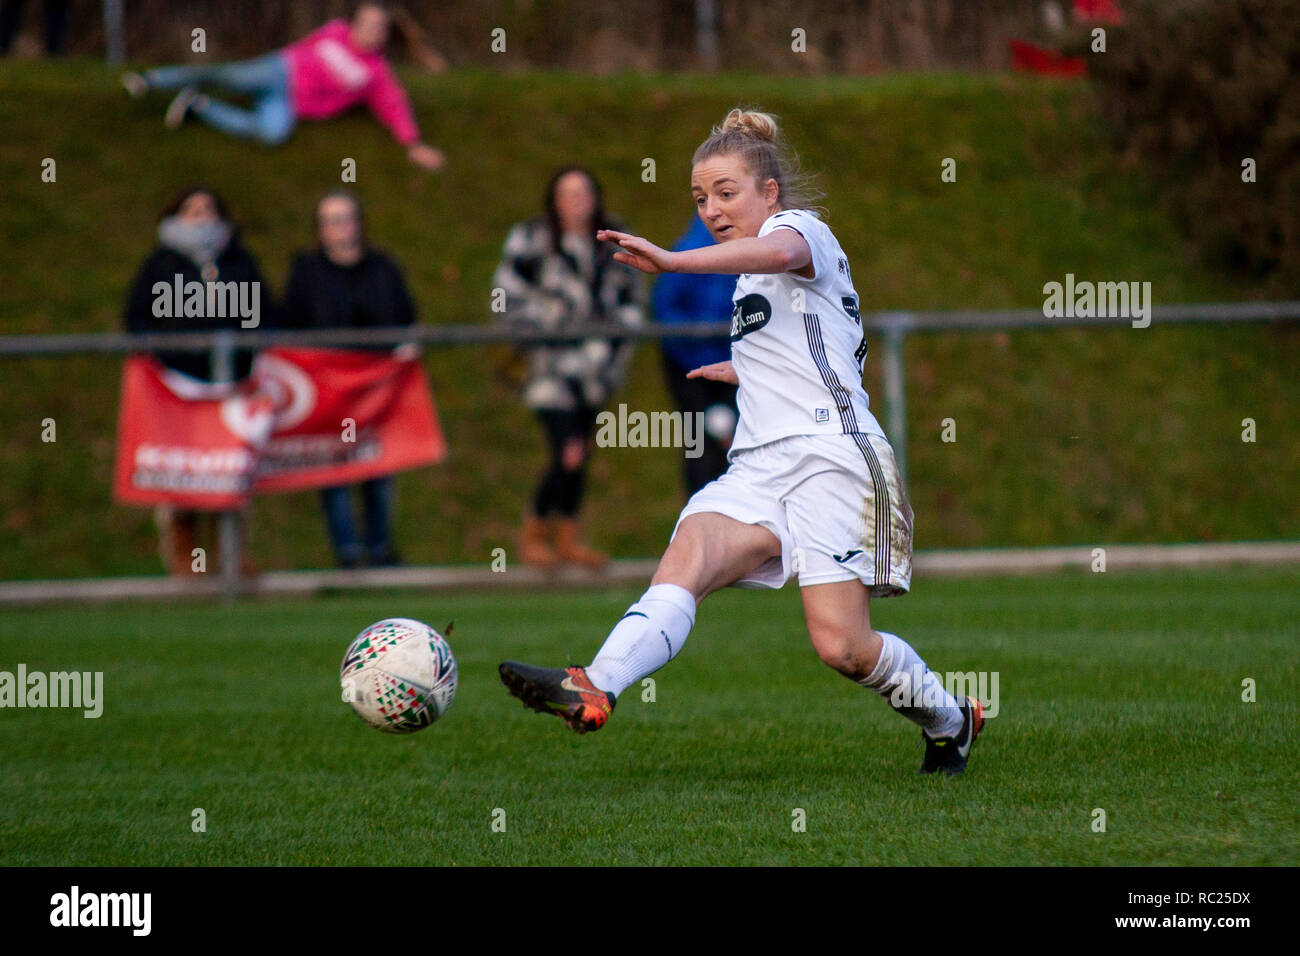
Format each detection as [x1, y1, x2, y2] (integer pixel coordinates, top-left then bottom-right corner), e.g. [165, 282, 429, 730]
[533, 405, 599, 518]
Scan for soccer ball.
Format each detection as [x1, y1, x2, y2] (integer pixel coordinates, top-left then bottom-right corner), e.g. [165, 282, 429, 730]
[340, 618, 458, 733]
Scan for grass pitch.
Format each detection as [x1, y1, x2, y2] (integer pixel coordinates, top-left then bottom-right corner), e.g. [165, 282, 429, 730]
[0, 566, 1295, 866]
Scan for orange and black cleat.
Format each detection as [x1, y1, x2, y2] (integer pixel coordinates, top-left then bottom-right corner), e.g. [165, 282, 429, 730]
[499, 661, 615, 734]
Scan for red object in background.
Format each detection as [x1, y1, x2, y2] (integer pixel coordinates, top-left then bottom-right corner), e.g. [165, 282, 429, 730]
[113, 348, 447, 509]
[1073, 0, 1123, 25]
[1009, 0, 1121, 77]
[250, 347, 447, 493]
[113, 356, 273, 509]
[1008, 39, 1087, 78]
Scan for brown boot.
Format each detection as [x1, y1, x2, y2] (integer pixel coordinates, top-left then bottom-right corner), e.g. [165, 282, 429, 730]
[552, 518, 608, 569]
[519, 516, 559, 567]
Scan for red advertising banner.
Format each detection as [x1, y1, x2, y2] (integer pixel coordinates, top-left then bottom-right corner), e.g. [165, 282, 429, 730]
[113, 348, 447, 509]
[251, 347, 447, 492]
[112, 356, 272, 509]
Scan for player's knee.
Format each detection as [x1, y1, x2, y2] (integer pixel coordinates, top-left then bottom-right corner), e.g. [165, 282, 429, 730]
[652, 540, 704, 590]
[651, 528, 715, 597]
[807, 614, 879, 679]
[809, 625, 858, 675]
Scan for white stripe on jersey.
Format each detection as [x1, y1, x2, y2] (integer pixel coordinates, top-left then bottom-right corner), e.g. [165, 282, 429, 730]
[728, 208, 884, 454]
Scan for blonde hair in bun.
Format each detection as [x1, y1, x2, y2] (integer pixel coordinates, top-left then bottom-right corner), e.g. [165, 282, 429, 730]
[720, 108, 778, 141]
[693, 107, 823, 213]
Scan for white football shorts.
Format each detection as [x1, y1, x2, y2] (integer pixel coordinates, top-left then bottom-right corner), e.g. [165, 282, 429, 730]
[672, 432, 914, 596]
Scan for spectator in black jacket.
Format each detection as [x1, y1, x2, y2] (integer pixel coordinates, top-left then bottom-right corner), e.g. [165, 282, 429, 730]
[125, 186, 271, 380]
[123, 185, 273, 576]
[282, 189, 416, 568]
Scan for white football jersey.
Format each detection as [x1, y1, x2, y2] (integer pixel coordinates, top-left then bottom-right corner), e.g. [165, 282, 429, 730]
[728, 208, 885, 453]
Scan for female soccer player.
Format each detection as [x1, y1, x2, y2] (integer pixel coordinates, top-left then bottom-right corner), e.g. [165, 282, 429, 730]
[500, 109, 984, 774]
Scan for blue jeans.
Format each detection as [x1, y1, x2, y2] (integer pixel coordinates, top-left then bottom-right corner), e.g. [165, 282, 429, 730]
[319, 477, 396, 567]
[145, 52, 295, 145]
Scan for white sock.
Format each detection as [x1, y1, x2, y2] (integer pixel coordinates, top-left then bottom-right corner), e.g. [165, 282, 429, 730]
[586, 583, 696, 698]
[857, 631, 965, 738]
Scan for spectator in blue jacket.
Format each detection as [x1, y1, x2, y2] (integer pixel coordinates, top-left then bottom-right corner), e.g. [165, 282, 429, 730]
[652, 216, 739, 496]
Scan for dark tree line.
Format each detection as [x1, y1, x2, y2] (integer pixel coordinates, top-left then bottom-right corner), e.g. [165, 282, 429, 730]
[46, 0, 1041, 73]
[1090, 0, 1300, 287]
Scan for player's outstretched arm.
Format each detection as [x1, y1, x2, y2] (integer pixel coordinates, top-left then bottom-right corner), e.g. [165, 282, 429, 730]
[598, 228, 810, 276]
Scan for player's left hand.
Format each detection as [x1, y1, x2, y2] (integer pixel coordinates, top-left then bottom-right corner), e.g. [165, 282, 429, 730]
[408, 143, 446, 171]
[597, 229, 676, 274]
[686, 360, 738, 385]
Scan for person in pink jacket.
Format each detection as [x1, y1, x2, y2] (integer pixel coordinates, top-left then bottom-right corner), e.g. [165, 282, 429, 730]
[121, 2, 445, 171]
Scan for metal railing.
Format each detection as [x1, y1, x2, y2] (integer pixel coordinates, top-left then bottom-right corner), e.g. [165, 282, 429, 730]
[3, 299, 1297, 598]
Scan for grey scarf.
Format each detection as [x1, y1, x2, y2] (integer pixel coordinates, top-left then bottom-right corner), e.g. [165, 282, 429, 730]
[157, 216, 233, 272]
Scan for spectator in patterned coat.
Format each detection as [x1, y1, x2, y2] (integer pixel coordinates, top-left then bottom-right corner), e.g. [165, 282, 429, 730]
[491, 166, 646, 569]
